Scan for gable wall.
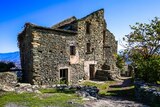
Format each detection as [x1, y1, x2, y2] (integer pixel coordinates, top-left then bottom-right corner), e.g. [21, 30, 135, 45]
[77, 9, 106, 79]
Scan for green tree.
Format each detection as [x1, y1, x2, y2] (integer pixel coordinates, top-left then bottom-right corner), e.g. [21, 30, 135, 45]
[115, 53, 125, 72]
[0, 61, 15, 72]
[123, 17, 160, 83]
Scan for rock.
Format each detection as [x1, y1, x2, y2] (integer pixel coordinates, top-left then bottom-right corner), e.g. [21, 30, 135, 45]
[14, 83, 41, 94]
[16, 83, 31, 87]
[75, 85, 99, 100]
[32, 85, 39, 89]
[76, 91, 90, 97]
[1, 85, 15, 92]
[41, 85, 50, 89]
[33, 90, 41, 94]
[26, 88, 33, 93]
[82, 98, 90, 101]
[51, 85, 56, 88]
[134, 80, 160, 105]
[87, 96, 97, 100]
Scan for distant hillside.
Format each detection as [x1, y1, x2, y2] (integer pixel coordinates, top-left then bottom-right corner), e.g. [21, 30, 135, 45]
[0, 51, 20, 68]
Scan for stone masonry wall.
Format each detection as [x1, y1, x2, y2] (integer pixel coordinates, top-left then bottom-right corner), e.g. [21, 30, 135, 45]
[0, 72, 17, 86]
[18, 25, 33, 84]
[103, 29, 117, 72]
[30, 27, 84, 85]
[77, 9, 106, 78]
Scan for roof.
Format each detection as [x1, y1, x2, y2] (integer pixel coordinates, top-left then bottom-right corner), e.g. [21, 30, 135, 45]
[51, 16, 77, 29]
[79, 8, 104, 20]
[18, 23, 77, 37]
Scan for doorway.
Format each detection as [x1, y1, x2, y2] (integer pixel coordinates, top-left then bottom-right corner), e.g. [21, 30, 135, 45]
[60, 69, 68, 84]
[89, 64, 95, 80]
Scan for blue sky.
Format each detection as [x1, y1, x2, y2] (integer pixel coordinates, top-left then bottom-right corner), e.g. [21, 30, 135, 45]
[0, 0, 160, 53]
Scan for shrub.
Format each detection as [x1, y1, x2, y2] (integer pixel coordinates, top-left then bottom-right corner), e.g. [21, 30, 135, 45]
[0, 61, 15, 72]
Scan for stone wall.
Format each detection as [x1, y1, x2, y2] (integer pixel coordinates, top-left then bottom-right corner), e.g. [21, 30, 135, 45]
[104, 29, 117, 66]
[0, 72, 17, 86]
[18, 25, 33, 84]
[77, 9, 106, 78]
[31, 27, 81, 85]
[134, 80, 160, 106]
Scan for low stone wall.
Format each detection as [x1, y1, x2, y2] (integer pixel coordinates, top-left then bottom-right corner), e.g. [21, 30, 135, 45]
[0, 72, 17, 86]
[134, 80, 160, 106]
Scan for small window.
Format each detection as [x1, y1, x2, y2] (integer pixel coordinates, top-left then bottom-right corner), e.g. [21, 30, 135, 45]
[38, 50, 42, 53]
[70, 46, 76, 55]
[87, 43, 91, 53]
[86, 22, 91, 34]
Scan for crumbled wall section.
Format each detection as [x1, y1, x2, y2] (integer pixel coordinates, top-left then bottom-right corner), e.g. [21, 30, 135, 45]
[18, 9, 118, 85]
[0, 72, 17, 86]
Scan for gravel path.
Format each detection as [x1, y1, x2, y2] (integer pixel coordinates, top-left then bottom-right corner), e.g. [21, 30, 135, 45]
[84, 96, 149, 107]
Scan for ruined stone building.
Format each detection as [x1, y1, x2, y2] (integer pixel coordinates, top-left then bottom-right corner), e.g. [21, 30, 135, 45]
[18, 9, 118, 85]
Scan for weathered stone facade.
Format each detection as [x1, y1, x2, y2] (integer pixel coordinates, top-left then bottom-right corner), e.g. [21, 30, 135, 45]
[18, 9, 118, 85]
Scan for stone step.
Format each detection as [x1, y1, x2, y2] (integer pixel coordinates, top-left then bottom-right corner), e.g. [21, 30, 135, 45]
[95, 75, 108, 81]
[95, 70, 109, 81]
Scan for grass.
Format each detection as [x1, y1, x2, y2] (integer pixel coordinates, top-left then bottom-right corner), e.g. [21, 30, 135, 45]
[81, 80, 115, 96]
[40, 88, 76, 94]
[0, 89, 82, 107]
[0, 78, 136, 106]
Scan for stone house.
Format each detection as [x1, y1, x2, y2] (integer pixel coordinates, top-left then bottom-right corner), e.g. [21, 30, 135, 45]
[18, 9, 118, 85]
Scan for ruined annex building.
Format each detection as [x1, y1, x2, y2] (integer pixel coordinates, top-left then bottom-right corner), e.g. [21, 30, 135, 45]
[18, 9, 119, 85]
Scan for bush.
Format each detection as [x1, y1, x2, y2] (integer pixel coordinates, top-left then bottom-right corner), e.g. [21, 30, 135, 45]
[135, 56, 160, 83]
[0, 61, 15, 72]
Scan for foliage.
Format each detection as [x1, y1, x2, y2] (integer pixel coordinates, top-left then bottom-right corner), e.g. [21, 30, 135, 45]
[0, 91, 82, 107]
[114, 53, 125, 72]
[123, 17, 160, 83]
[0, 61, 15, 72]
[134, 55, 160, 82]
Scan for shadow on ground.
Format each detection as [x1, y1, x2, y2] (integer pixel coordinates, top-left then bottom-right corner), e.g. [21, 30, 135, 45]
[109, 78, 133, 88]
[99, 77, 135, 101]
[107, 88, 135, 100]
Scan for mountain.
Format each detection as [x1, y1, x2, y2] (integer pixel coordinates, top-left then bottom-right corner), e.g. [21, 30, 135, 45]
[0, 51, 21, 68]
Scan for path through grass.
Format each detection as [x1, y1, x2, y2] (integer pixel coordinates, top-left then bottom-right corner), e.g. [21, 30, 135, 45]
[81, 77, 135, 100]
